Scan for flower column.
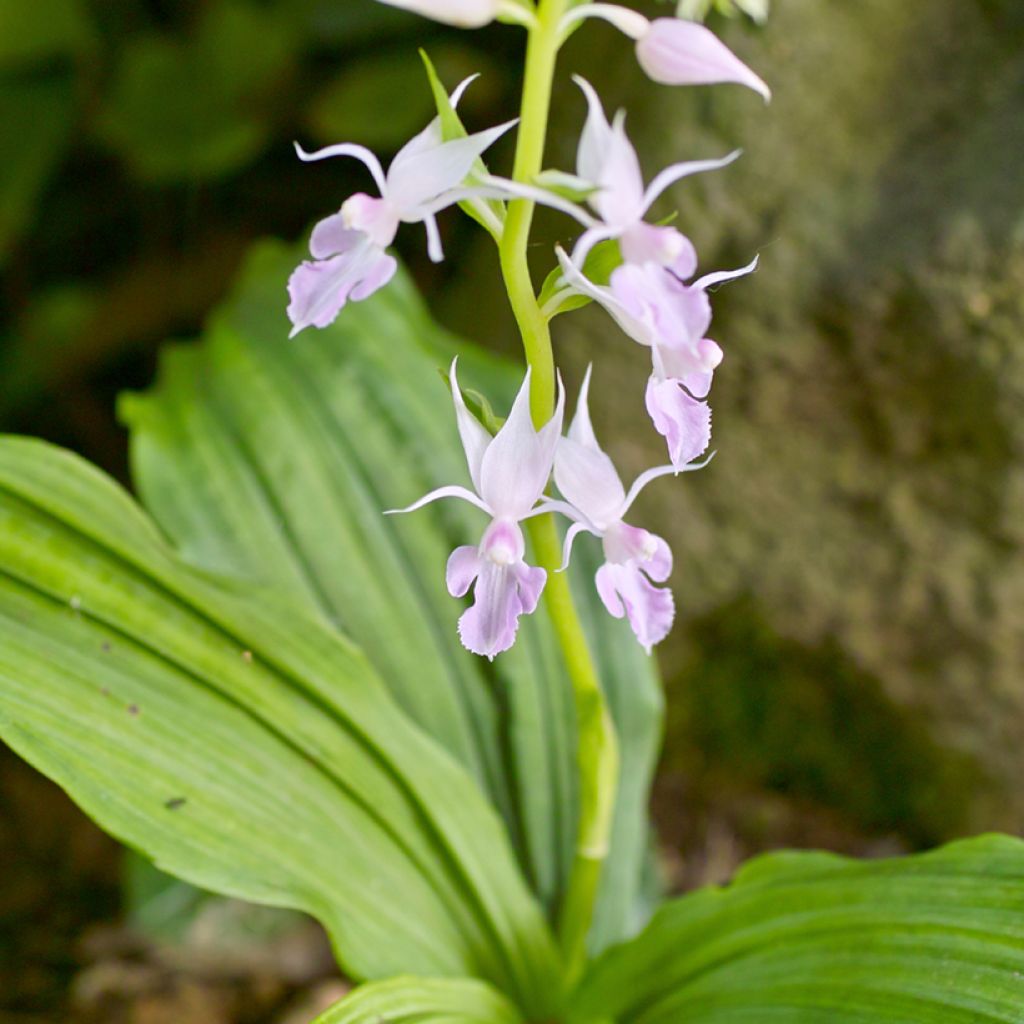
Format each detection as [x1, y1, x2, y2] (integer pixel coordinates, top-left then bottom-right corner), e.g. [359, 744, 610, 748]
[498, 0, 619, 986]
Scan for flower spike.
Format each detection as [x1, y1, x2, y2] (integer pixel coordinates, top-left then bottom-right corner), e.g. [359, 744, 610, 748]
[388, 361, 563, 659]
[569, 77, 740, 273]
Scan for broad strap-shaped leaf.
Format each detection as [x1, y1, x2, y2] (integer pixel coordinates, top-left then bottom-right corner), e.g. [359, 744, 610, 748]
[571, 834, 1024, 1023]
[119, 240, 664, 952]
[0, 437, 562, 1019]
[313, 976, 523, 1024]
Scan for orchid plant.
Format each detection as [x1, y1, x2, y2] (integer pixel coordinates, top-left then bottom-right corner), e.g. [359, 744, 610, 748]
[2, 2, 1024, 1023]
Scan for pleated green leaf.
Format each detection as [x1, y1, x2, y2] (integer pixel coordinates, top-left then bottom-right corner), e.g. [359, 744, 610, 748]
[313, 976, 523, 1024]
[119, 240, 663, 952]
[0, 437, 562, 1019]
[571, 834, 1024, 1023]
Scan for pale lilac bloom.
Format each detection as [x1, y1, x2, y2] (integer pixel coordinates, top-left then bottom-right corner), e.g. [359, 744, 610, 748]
[569, 76, 738, 273]
[288, 79, 516, 337]
[556, 249, 756, 466]
[389, 362, 564, 660]
[373, 0, 535, 28]
[560, 6, 771, 101]
[554, 370, 708, 652]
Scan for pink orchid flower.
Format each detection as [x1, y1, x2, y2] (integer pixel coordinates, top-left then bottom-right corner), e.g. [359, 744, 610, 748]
[553, 369, 710, 652]
[389, 362, 564, 660]
[556, 249, 756, 466]
[570, 76, 739, 273]
[288, 79, 516, 337]
[561, 7, 771, 101]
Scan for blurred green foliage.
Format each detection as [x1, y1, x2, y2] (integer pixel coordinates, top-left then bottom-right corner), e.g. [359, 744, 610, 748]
[0, 0, 513, 469]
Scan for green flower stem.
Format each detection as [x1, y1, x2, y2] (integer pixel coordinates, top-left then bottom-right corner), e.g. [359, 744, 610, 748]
[498, 0, 620, 986]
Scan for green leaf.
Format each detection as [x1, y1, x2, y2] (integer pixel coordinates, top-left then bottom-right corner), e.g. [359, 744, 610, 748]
[313, 976, 523, 1024]
[119, 240, 662, 953]
[0, 437, 562, 1018]
[572, 834, 1024, 1023]
[0, 76, 76, 263]
[538, 239, 623, 319]
[420, 50, 506, 239]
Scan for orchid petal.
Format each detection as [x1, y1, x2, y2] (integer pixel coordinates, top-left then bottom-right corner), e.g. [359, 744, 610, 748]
[449, 359, 491, 492]
[640, 149, 741, 214]
[556, 246, 651, 344]
[385, 484, 492, 517]
[457, 559, 546, 659]
[555, 437, 626, 530]
[446, 545, 481, 598]
[536, 371, 567, 471]
[423, 213, 444, 263]
[309, 213, 362, 260]
[386, 76, 477, 177]
[570, 224, 619, 268]
[645, 376, 713, 469]
[595, 561, 675, 653]
[646, 533, 674, 584]
[611, 263, 713, 349]
[349, 252, 398, 301]
[593, 110, 647, 225]
[619, 223, 697, 277]
[480, 368, 561, 518]
[558, 521, 593, 572]
[568, 364, 598, 449]
[286, 242, 395, 337]
[477, 175, 598, 227]
[528, 497, 585, 522]
[574, 76, 615, 187]
[620, 454, 714, 516]
[636, 19, 771, 102]
[387, 120, 518, 212]
[694, 254, 759, 291]
[561, 3, 650, 40]
[374, 0, 499, 29]
[293, 141, 387, 194]
[554, 368, 627, 528]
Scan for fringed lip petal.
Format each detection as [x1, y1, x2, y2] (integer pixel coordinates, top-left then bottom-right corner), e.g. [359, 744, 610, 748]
[457, 558, 547, 660]
[595, 561, 675, 654]
[286, 241, 396, 338]
[645, 376, 713, 469]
